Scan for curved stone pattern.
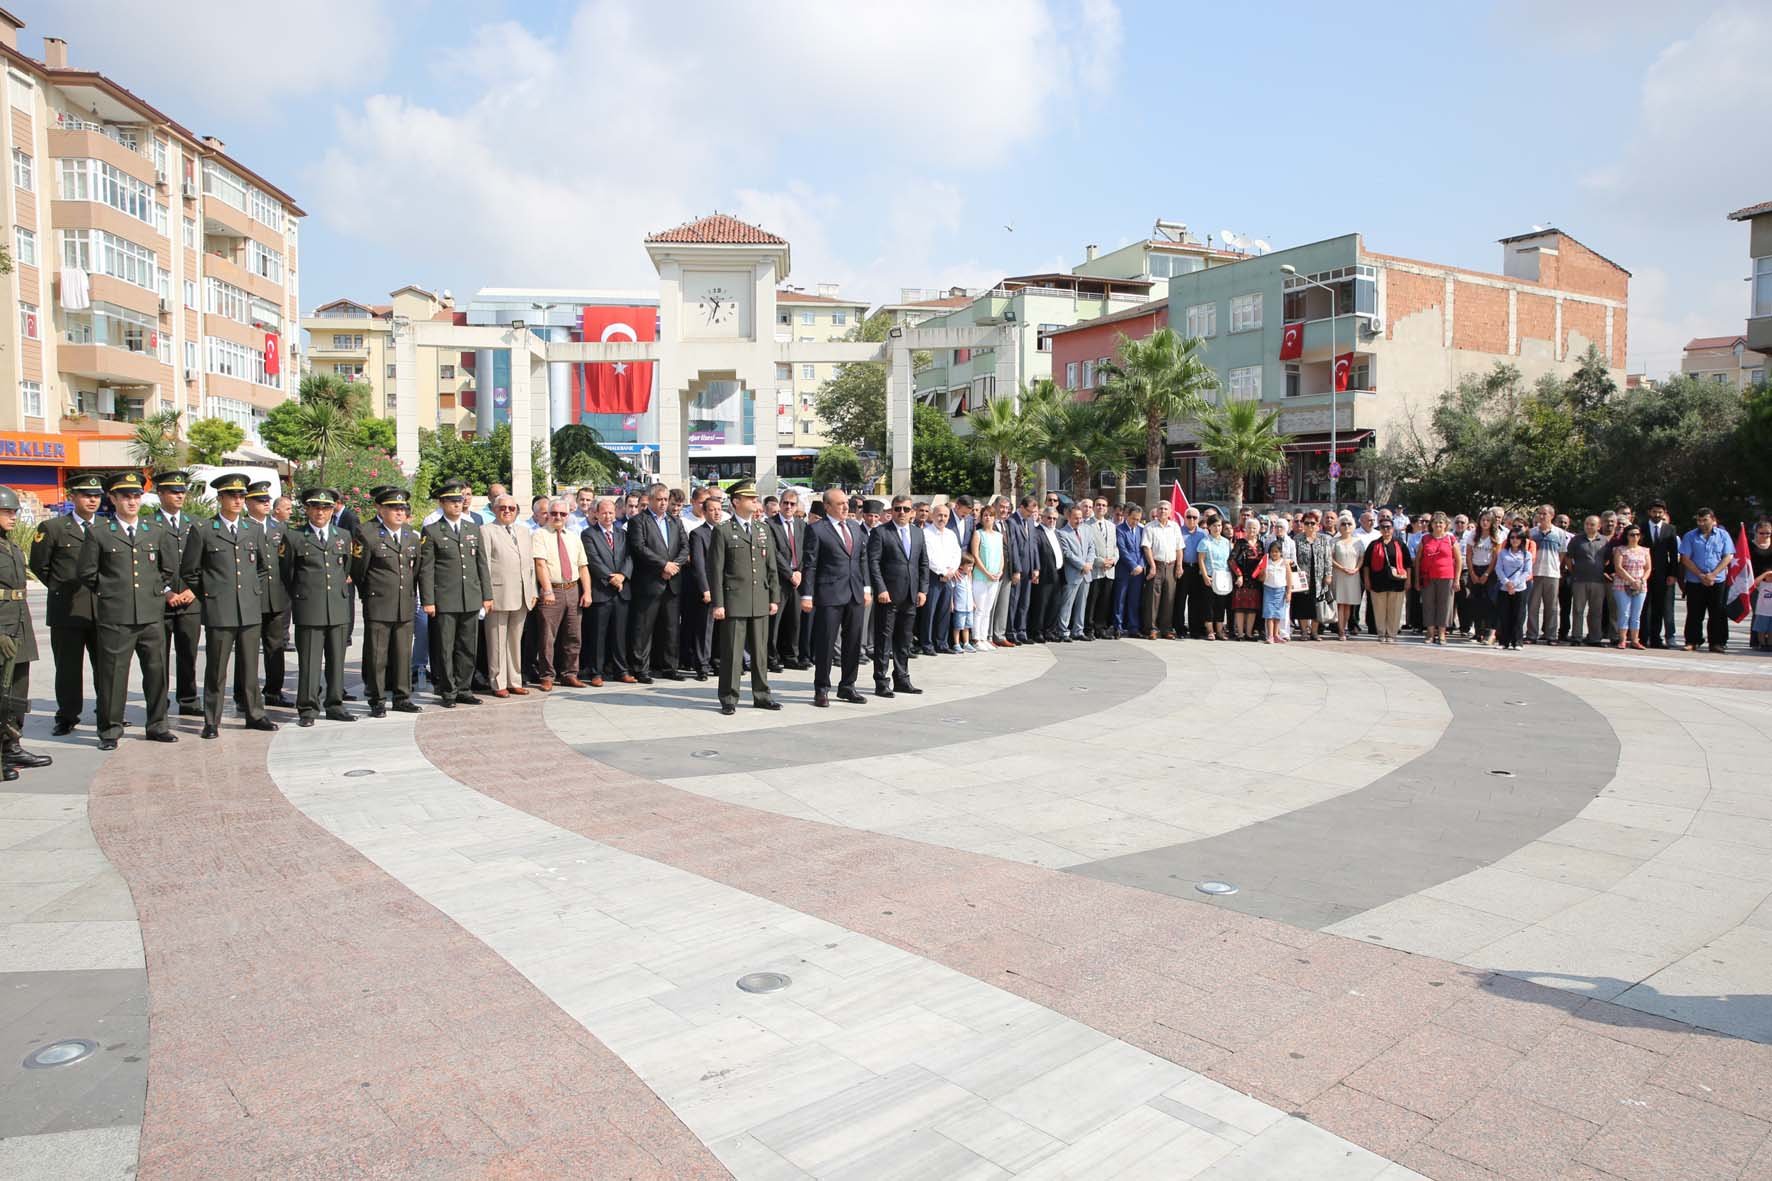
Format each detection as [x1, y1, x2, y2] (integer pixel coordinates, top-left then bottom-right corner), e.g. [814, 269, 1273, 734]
[1069, 659, 1619, 929]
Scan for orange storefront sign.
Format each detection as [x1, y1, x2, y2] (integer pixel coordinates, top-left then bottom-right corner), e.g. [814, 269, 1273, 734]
[0, 432, 78, 466]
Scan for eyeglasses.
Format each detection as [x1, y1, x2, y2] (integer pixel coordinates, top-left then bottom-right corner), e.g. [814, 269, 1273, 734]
[892, 505, 911, 512]
[548, 512, 568, 518]
[495, 505, 517, 512]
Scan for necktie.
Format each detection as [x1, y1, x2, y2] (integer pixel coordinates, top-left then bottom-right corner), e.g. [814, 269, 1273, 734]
[125, 525, 135, 541]
[742, 521, 751, 539]
[900, 525, 909, 556]
[503, 523, 513, 539]
[841, 522, 852, 554]
[556, 531, 570, 585]
[604, 527, 614, 551]
[788, 522, 798, 563]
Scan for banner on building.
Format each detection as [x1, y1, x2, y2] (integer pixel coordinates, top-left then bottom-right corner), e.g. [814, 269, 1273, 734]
[572, 306, 656, 416]
[1333, 351, 1354, 392]
[1279, 322, 1303, 361]
[264, 333, 281, 376]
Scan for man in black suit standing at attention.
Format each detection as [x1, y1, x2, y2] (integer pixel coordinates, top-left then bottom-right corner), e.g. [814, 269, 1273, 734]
[1029, 503, 1065, 642]
[801, 487, 868, 708]
[866, 493, 929, 698]
[1639, 498, 1681, 650]
[627, 482, 690, 682]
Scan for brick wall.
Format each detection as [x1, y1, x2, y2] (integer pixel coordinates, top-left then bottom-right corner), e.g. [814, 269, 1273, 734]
[1385, 271, 1443, 339]
[1563, 300, 1606, 360]
[1611, 309, 1627, 369]
[1517, 292, 1556, 353]
[1451, 281, 1509, 354]
[1554, 236, 1629, 302]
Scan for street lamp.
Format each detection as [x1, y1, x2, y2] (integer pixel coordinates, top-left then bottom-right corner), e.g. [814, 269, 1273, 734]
[1280, 263, 1342, 510]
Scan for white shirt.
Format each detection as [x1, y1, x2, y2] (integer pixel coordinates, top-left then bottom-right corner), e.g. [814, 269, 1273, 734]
[924, 523, 962, 576]
[1144, 521, 1183, 563]
[1352, 527, 1378, 553]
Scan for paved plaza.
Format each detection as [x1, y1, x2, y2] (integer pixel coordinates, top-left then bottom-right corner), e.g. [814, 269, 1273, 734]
[3, 592, 1771, 1179]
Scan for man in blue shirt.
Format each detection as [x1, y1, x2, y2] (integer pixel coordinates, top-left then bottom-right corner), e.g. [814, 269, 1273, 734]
[1177, 508, 1205, 637]
[1678, 507, 1735, 652]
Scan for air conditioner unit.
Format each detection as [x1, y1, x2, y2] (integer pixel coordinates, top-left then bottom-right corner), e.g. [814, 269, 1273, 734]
[1363, 316, 1384, 337]
[158, 298, 169, 314]
[181, 181, 196, 199]
[155, 170, 168, 188]
[183, 367, 196, 382]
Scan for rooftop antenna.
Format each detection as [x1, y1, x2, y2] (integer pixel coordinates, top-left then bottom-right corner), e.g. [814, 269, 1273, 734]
[1251, 239, 1273, 256]
[1219, 229, 1242, 253]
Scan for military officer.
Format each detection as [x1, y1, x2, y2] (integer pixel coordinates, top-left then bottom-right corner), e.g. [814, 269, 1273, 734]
[0, 485, 49, 779]
[281, 488, 355, 727]
[418, 479, 493, 708]
[705, 480, 782, 715]
[180, 472, 278, 739]
[76, 471, 182, 750]
[28, 471, 102, 735]
[152, 470, 203, 717]
[243, 480, 292, 706]
[352, 485, 422, 717]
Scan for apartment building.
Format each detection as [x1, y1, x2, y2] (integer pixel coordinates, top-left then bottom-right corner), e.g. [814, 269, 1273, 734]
[0, 18, 301, 500]
[878, 288, 978, 329]
[1046, 227, 1630, 506]
[302, 286, 470, 434]
[771, 285, 867, 447]
[1727, 200, 1772, 355]
[1682, 334, 1767, 388]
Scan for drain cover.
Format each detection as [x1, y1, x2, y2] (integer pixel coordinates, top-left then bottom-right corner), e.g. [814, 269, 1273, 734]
[1504, 700, 1529, 707]
[343, 769, 376, 778]
[24, 1039, 97, 1069]
[736, 972, 791, 994]
[1488, 769, 1516, 778]
[690, 749, 720, 760]
[1196, 881, 1239, 896]
[1071, 686, 1091, 692]
[940, 717, 969, 726]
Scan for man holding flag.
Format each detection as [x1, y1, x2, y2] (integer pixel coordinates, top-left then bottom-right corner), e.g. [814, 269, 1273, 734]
[1724, 520, 1754, 638]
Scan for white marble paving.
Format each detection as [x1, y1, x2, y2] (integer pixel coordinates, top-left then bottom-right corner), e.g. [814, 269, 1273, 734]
[265, 715, 1417, 1179]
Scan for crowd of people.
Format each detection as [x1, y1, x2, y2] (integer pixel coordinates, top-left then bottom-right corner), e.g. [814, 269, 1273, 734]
[1, 467, 1769, 786]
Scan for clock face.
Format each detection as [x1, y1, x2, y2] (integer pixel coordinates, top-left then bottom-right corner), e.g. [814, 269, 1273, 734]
[698, 285, 737, 326]
[683, 272, 748, 339]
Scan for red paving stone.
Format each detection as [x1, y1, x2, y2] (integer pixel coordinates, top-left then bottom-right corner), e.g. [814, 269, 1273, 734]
[85, 728, 725, 1180]
[414, 698, 1772, 1181]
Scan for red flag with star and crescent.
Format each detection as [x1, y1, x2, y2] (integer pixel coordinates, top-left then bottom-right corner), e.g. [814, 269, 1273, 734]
[571, 306, 655, 417]
[1279, 321, 1304, 361]
[264, 332, 281, 377]
[1333, 352, 1354, 392]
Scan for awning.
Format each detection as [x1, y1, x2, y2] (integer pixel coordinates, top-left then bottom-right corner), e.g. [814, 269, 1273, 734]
[1171, 429, 1372, 461]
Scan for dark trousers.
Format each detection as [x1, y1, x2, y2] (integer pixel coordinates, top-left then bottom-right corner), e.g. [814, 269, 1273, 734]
[718, 614, 774, 706]
[164, 609, 200, 707]
[50, 621, 99, 726]
[362, 616, 414, 705]
[261, 607, 289, 697]
[1557, 577, 1573, 641]
[629, 590, 680, 676]
[296, 623, 346, 717]
[96, 621, 170, 741]
[1497, 588, 1529, 646]
[1645, 578, 1676, 645]
[1087, 578, 1114, 634]
[1683, 581, 1730, 648]
[520, 607, 541, 681]
[1114, 571, 1144, 633]
[1, 658, 28, 743]
[1032, 578, 1063, 639]
[811, 600, 863, 691]
[681, 596, 714, 673]
[798, 601, 814, 659]
[535, 592, 581, 680]
[1183, 567, 1208, 636]
[584, 597, 629, 677]
[429, 611, 479, 700]
[205, 623, 264, 728]
[1007, 572, 1031, 640]
[919, 576, 952, 651]
[873, 597, 917, 687]
[770, 588, 801, 666]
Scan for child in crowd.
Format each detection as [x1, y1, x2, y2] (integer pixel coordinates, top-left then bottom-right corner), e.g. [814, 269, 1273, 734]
[1260, 541, 1293, 644]
[951, 555, 977, 653]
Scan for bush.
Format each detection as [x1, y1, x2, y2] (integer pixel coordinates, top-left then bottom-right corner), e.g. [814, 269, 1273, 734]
[811, 444, 863, 489]
[294, 445, 399, 525]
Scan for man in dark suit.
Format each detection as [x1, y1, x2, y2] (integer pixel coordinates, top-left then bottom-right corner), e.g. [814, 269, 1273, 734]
[1029, 504, 1065, 641]
[801, 488, 868, 707]
[627, 482, 690, 683]
[1640, 498, 1681, 649]
[764, 492, 806, 671]
[866, 494, 929, 697]
[151, 470, 202, 717]
[180, 471, 278, 738]
[950, 494, 976, 554]
[683, 493, 722, 681]
[28, 472, 103, 734]
[1005, 495, 1039, 643]
[581, 495, 634, 685]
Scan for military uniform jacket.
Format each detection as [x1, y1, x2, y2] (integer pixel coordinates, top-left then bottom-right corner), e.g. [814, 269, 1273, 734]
[27, 514, 98, 627]
[0, 530, 39, 662]
[280, 524, 353, 628]
[706, 518, 781, 618]
[76, 519, 180, 627]
[158, 513, 199, 618]
[254, 517, 291, 613]
[352, 520, 420, 623]
[181, 516, 274, 628]
[418, 517, 492, 613]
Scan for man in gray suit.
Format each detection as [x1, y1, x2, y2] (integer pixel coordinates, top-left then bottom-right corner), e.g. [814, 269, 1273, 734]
[481, 492, 537, 697]
[582, 496, 634, 685]
[1057, 501, 1096, 641]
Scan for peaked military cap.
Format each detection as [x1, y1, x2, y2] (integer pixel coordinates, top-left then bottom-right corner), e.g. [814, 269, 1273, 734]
[245, 480, 274, 500]
[104, 471, 146, 494]
[300, 488, 338, 507]
[0, 485, 19, 512]
[208, 471, 250, 495]
[66, 472, 105, 494]
[152, 469, 191, 492]
[434, 478, 471, 499]
[727, 479, 759, 500]
[371, 485, 411, 507]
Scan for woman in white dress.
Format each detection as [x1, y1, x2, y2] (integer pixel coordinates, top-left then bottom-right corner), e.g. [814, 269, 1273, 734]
[1330, 512, 1365, 642]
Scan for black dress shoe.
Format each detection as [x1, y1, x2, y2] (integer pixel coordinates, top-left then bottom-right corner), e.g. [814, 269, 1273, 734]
[264, 693, 293, 707]
[719, 703, 736, 715]
[97, 738, 119, 750]
[456, 694, 482, 705]
[201, 725, 219, 740]
[694, 670, 708, 682]
[245, 717, 278, 732]
[894, 682, 923, 695]
[145, 731, 178, 744]
[369, 705, 387, 718]
[393, 701, 422, 713]
[324, 708, 356, 722]
[343, 691, 359, 701]
[298, 716, 316, 727]
[837, 688, 867, 704]
[754, 700, 782, 711]
[52, 720, 76, 736]
[768, 662, 784, 673]
[874, 684, 896, 699]
[178, 705, 203, 717]
[658, 671, 685, 681]
[813, 690, 830, 708]
[633, 674, 654, 684]
[4, 745, 52, 768]
[2, 765, 15, 781]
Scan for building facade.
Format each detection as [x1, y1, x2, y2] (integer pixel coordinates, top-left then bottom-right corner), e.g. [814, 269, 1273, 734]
[1681, 334, 1766, 388]
[0, 19, 301, 500]
[772, 286, 868, 448]
[1727, 200, 1772, 356]
[303, 286, 470, 435]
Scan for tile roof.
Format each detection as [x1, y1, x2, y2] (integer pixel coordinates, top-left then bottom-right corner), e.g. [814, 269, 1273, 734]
[1684, 335, 1745, 351]
[646, 213, 786, 245]
[1727, 200, 1772, 221]
[885, 295, 976, 309]
[776, 290, 867, 305]
[1041, 298, 1168, 338]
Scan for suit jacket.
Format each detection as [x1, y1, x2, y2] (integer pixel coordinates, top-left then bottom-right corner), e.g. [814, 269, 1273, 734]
[866, 518, 931, 603]
[707, 517, 780, 617]
[1034, 524, 1063, 584]
[482, 520, 537, 612]
[1642, 518, 1681, 579]
[78, 518, 180, 627]
[353, 519, 423, 622]
[629, 511, 689, 598]
[180, 515, 274, 628]
[418, 516, 493, 612]
[950, 513, 975, 554]
[28, 513, 99, 626]
[765, 512, 804, 590]
[582, 520, 632, 601]
[1006, 513, 1038, 578]
[281, 523, 354, 628]
[1058, 523, 1095, 585]
[1091, 518, 1117, 576]
[802, 516, 867, 607]
[688, 521, 719, 599]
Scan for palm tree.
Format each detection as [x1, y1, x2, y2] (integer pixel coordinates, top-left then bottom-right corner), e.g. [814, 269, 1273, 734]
[966, 394, 1027, 497]
[1029, 397, 1106, 499]
[1016, 378, 1064, 498]
[293, 402, 353, 483]
[1096, 328, 1218, 511]
[1196, 399, 1289, 521]
[298, 372, 370, 418]
[128, 408, 185, 474]
[1091, 401, 1146, 505]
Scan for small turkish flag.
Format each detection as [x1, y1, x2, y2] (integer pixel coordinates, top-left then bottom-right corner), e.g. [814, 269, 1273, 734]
[23, 311, 36, 339]
[1334, 352, 1354, 392]
[1279, 321, 1303, 360]
[264, 332, 281, 376]
[1169, 481, 1190, 519]
[148, 330, 158, 350]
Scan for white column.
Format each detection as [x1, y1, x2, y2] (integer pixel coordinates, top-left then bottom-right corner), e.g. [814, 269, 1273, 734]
[889, 341, 914, 496]
[475, 347, 496, 439]
[547, 326, 573, 430]
[750, 371, 778, 494]
[394, 323, 419, 475]
[509, 336, 533, 507]
[656, 361, 686, 490]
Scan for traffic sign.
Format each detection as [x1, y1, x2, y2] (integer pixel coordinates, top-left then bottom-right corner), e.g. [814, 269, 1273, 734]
[1329, 461, 1342, 478]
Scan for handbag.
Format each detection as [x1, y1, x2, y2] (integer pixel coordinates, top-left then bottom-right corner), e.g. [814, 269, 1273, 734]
[1289, 570, 1309, 593]
[1212, 567, 1232, 596]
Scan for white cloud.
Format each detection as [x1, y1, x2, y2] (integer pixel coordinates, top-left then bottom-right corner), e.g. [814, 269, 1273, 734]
[309, 0, 1118, 299]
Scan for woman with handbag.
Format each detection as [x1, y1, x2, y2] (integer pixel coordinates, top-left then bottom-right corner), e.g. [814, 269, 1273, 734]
[1230, 532, 1265, 640]
[1363, 519, 1412, 642]
[1195, 516, 1234, 640]
[1291, 511, 1333, 641]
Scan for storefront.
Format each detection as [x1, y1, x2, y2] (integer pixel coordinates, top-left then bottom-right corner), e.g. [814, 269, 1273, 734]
[0, 431, 80, 511]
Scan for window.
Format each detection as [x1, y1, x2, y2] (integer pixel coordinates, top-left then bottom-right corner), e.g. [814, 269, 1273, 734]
[831, 311, 847, 326]
[18, 303, 38, 340]
[202, 161, 248, 212]
[64, 301, 156, 353]
[8, 70, 32, 111]
[153, 137, 169, 177]
[1149, 254, 1203, 279]
[1036, 323, 1063, 352]
[12, 225, 37, 267]
[1748, 368, 1766, 387]
[58, 159, 162, 231]
[1082, 359, 1096, 388]
[1228, 366, 1261, 402]
[11, 149, 31, 192]
[1229, 293, 1262, 333]
[248, 186, 282, 231]
[1284, 363, 1301, 398]
[247, 239, 283, 284]
[1185, 302, 1216, 339]
[331, 333, 364, 349]
[183, 280, 196, 309]
[801, 364, 816, 380]
[800, 310, 815, 325]
[249, 299, 280, 330]
[204, 395, 253, 432]
[205, 335, 275, 387]
[1282, 289, 1306, 322]
[386, 363, 397, 379]
[183, 217, 196, 250]
[333, 363, 365, 379]
[1755, 256, 1772, 320]
[1066, 361, 1079, 387]
[776, 310, 790, 326]
[206, 278, 250, 323]
[1712, 372, 1729, 385]
[775, 362, 791, 381]
[439, 364, 456, 380]
[20, 380, 42, 418]
[184, 340, 198, 374]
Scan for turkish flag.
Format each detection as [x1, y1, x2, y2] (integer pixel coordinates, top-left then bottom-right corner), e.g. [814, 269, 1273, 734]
[1169, 481, 1190, 518]
[571, 306, 655, 417]
[1279, 321, 1303, 360]
[264, 332, 281, 376]
[1333, 351, 1354, 392]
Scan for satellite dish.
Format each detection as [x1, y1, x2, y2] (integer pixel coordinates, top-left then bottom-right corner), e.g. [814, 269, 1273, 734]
[1530, 224, 1545, 232]
[1219, 229, 1240, 249]
[1252, 239, 1273, 255]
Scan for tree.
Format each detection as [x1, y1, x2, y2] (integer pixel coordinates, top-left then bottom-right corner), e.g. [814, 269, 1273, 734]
[1095, 328, 1217, 511]
[259, 399, 314, 462]
[966, 394, 1028, 497]
[1196, 400, 1288, 521]
[297, 372, 371, 418]
[1029, 396, 1115, 499]
[910, 403, 992, 496]
[354, 417, 397, 454]
[186, 417, 245, 465]
[812, 444, 863, 489]
[128, 408, 185, 473]
[552, 423, 623, 489]
[289, 402, 356, 484]
[1015, 379, 1063, 499]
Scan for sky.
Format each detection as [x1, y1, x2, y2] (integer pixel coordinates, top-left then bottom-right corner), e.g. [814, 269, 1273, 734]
[27, 0, 1772, 378]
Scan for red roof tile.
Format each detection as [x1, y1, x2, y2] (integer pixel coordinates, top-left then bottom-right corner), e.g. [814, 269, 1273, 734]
[646, 213, 786, 245]
[776, 290, 866, 305]
[1727, 200, 1772, 221]
[1684, 335, 1745, 351]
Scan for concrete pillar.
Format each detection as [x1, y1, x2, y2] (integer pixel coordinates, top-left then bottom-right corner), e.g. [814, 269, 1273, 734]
[475, 347, 496, 439]
[509, 336, 533, 508]
[394, 324, 419, 475]
[889, 342, 914, 496]
[656, 362, 686, 490]
[750, 372, 778, 495]
[547, 326, 572, 431]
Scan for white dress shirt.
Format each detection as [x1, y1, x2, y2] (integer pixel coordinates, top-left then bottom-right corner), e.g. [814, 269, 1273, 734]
[923, 523, 962, 576]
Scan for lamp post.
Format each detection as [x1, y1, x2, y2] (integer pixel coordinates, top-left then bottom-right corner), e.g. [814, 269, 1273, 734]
[1280, 264, 1341, 511]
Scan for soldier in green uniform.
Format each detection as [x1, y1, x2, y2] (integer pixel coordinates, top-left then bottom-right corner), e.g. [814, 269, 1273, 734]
[418, 479, 493, 708]
[28, 471, 103, 734]
[180, 472, 279, 739]
[243, 480, 291, 707]
[152, 470, 203, 717]
[352, 485, 422, 718]
[281, 488, 356, 727]
[0, 486, 49, 780]
[706, 480, 782, 715]
[76, 471, 182, 751]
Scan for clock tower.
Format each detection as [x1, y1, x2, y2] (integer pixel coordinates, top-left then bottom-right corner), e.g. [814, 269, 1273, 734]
[645, 214, 790, 493]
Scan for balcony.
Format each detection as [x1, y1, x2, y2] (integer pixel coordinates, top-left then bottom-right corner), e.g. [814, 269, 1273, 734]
[308, 342, 371, 359]
[59, 340, 171, 386]
[46, 126, 158, 186]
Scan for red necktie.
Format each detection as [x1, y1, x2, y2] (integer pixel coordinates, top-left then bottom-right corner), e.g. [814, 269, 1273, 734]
[841, 522, 852, 554]
[788, 521, 798, 563]
[556, 532, 570, 586]
[605, 527, 614, 551]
